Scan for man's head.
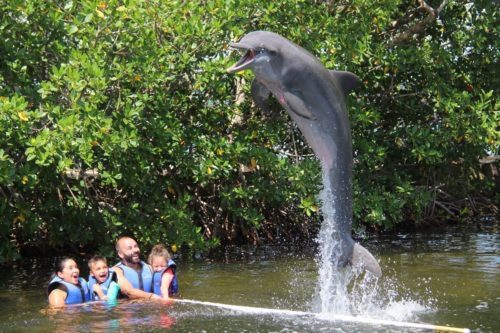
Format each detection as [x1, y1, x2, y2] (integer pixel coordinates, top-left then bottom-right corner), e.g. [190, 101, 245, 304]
[116, 236, 141, 265]
[88, 255, 109, 283]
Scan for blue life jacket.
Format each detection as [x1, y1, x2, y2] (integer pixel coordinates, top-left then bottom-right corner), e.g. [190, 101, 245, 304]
[47, 276, 90, 305]
[114, 261, 153, 292]
[153, 259, 179, 297]
[88, 269, 118, 301]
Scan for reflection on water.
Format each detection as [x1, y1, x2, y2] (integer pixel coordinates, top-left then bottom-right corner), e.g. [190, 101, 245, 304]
[0, 227, 497, 332]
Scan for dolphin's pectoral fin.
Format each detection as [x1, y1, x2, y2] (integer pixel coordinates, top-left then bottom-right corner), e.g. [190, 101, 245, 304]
[251, 79, 272, 113]
[351, 242, 382, 277]
[330, 70, 361, 95]
[282, 90, 316, 120]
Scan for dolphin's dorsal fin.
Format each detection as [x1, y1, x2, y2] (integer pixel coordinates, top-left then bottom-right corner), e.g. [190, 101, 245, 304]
[330, 70, 361, 95]
[352, 242, 382, 277]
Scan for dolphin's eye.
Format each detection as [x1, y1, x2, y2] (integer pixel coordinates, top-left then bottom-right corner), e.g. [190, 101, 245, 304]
[256, 48, 266, 54]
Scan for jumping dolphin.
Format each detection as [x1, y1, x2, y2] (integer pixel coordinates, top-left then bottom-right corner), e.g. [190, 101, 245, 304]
[227, 31, 382, 277]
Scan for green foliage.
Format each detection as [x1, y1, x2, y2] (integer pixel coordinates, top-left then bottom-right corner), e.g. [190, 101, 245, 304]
[0, 0, 497, 261]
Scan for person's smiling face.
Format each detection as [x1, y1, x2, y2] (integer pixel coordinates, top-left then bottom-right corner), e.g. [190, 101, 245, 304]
[57, 259, 80, 285]
[117, 237, 141, 265]
[90, 260, 109, 283]
[151, 256, 168, 272]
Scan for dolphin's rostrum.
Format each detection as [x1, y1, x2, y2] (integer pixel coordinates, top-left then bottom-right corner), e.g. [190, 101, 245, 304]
[227, 31, 382, 277]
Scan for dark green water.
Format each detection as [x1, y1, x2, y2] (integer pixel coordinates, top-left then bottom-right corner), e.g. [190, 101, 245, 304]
[0, 228, 497, 332]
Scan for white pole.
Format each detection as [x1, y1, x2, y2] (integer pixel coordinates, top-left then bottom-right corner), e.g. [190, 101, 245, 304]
[175, 299, 470, 333]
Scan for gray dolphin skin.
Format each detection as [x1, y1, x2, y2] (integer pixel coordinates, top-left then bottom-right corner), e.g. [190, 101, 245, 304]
[227, 31, 382, 277]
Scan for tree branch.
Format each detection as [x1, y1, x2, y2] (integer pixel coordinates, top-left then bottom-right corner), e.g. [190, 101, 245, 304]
[391, 0, 448, 46]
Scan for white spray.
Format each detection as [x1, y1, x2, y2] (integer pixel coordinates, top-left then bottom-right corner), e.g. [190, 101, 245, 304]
[316, 169, 352, 314]
[315, 169, 432, 320]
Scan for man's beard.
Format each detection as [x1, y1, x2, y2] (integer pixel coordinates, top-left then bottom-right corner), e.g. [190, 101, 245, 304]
[123, 252, 141, 265]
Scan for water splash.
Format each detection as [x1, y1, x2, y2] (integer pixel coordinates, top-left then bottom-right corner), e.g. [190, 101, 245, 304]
[315, 169, 351, 314]
[314, 170, 432, 321]
[175, 299, 467, 333]
[346, 270, 432, 321]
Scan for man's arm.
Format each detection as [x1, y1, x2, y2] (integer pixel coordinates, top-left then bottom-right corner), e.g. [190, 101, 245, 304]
[114, 266, 162, 301]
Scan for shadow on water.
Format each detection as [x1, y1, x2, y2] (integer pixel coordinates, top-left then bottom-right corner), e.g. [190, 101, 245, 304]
[0, 224, 497, 332]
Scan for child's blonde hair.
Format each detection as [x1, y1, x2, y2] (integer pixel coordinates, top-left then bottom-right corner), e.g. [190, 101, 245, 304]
[148, 244, 171, 265]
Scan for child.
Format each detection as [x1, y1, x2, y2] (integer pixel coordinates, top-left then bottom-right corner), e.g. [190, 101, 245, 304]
[87, 255, 120, 301]
[47, 257, 90, 307]
[148, 244, 179, 299]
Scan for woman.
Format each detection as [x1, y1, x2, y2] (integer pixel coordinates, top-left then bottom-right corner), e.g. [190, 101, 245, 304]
[47, 257, 90, 307]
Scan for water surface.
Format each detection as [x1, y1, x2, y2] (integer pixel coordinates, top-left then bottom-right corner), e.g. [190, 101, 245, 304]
[0, 227, 497, 332]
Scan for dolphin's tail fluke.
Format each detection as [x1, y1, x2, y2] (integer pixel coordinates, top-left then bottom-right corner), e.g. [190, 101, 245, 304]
[352, 243, 382, 277]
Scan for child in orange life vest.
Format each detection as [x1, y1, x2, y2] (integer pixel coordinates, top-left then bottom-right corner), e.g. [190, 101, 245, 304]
[87, 255, 120, 301]
[148, 244, 179, 299]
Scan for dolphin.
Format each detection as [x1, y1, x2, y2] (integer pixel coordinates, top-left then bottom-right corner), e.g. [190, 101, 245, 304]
[227, 31, 381, 277]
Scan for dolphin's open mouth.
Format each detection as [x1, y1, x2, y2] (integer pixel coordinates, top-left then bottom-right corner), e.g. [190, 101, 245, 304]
[226, 44, 255, 73]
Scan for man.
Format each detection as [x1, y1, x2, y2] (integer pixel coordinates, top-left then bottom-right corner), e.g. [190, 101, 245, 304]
[114, 235, 163, 301]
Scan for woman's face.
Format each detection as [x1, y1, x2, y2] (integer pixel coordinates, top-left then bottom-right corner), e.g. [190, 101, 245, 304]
[57, 259, 80, 284]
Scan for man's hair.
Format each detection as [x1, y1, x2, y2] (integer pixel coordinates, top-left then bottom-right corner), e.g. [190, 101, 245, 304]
[148, 244, 171, 265]
[88, 255, 107, 270]
[115, 235, 136, 252]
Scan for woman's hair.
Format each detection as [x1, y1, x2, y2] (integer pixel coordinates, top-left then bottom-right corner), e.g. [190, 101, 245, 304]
[48, 257, 76, 286]
[55, 256, 76, 273]
[148, 244, 171, 264]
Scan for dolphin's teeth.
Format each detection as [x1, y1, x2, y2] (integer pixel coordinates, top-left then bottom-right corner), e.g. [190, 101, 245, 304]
[238, 50, 254, 66]
[227, 49, 255, 73]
